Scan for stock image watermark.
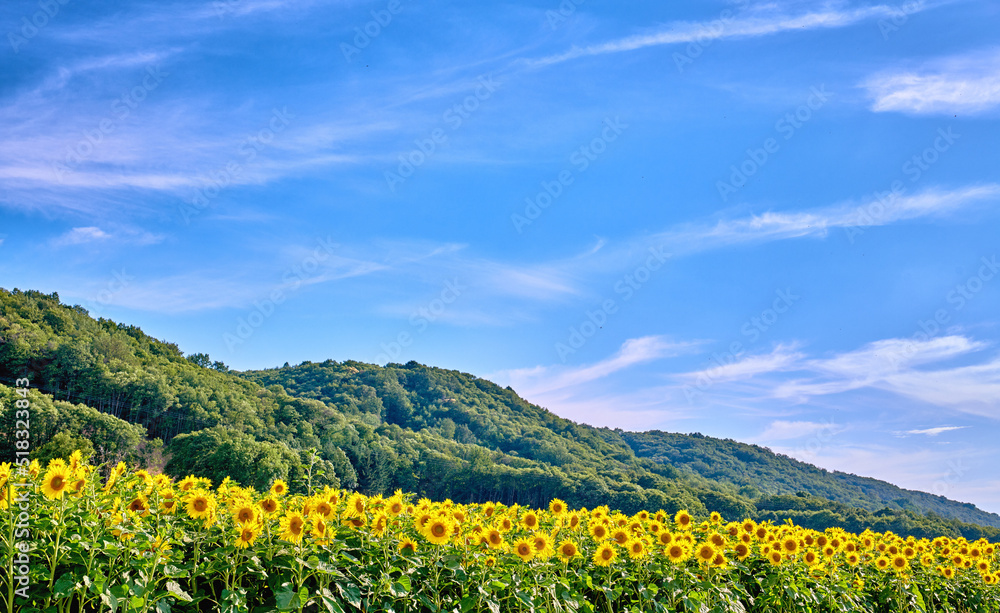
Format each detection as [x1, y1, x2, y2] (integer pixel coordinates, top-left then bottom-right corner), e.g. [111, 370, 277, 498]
[180, 107, 294, 224]
[52, 66, 169, 183]
[341, 0, 405, 62]
[886, 254, 998, 367]
[512, 116, 627, 233]
[384, 74, 500, 192]
[9, 377, 34, 600]
[683, 287, 800, 403]
[717, 85, 831, 201]
[7, 0, 70, 53]
[545, 0, 586, 29]
[223, 237, 337, 351]
[374, 279, 465, 364]
[76, 269, 134, 316]
[555, 246, 669, 361]
[673, 0, 750, 73]
[878, 0, 924, 40]
[793, 419, 841, 461]
[930, 457, 968, 497]
[844, 127, 959, 243]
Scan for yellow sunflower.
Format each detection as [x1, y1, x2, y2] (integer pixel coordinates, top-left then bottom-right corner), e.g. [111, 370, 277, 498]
[593, 543, 617, 567]
[41, 465, 71, 500]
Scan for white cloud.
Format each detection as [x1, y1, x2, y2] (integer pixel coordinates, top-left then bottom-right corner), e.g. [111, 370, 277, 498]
[53, 227, 111, 246]
[905, 426, 968, 436]
[528, 1, 940, 68]
[758, 420, 840, 441]
[654, 185, 1000, 255]
[865, 49, 1000, 115]
[498, 335, 703, 397]
[682, 344, 804, 384]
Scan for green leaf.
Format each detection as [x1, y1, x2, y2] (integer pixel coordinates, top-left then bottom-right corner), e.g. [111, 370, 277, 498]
[336, 581, 362, 609]
[318, 588, 347, 613]
[166, 581, 192, 603]
[53, 573, 76, 598]
[100, 592, 119, 613]
[163, 564, 188, 579]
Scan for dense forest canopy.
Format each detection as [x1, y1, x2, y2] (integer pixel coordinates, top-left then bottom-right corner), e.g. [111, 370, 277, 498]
[2, 287, 999, 542]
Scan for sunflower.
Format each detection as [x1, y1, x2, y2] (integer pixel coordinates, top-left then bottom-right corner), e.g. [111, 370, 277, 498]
[589, 523, 609, 541]
[260, 497, 280, 515]
[941, 566, 954, 579]
[768, 550, 784, 566]
[398, 538, 417, 554]
[485, 528, 504, 549]
[626, 538, 648, 560]
[177, 475, 197, 492]
[346, 492, 367, 517]
[387, 498, 405, 517]
[875, 556, 890, 570]
[557, 539, 579, 563]
[709, 511, 723, 524]
[424, 517, 454, 545]
[160, 492, 177, 515]
[803, 550, 819, 565]
[734, 543, 750, 560]
[520, 511, 540, 531]
[185, 493, 215, 520]
[891, 555, 909, 573]
[741, 519, 756, 533]
[708, 532, 727, 549]
[549, 498, 567, 516]
[611, 529, 629, 546]
[695, 543, 717, 565]
[126, 496, 149, 515]
[280, 512, 306, 543]
[41, 465, 71, 500]
[370, 512, 389, 537]
[674, 510, 693, 531]
[666, 543, 688, 563]
[313, 500, 334, 519]
[782, 537, 799, 555]
[311, 516, 330, 543]
[513, 538, 535, 562]
[235, 524, 259, 549]
[269, 479, 288, 497]
[567, 512, 582, 530]
[711, 552, 727, 568]
[532, 532, 553, 558]
[233, 503, 258, 526]
[593, 543, 617, 567]
[846, 552, 860, 566]
[658, 531, 674, 547]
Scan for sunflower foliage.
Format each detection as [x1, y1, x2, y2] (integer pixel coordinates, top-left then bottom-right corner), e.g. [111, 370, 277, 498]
[2, 456, 999, 613]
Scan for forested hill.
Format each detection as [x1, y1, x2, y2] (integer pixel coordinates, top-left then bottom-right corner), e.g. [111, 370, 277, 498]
[2, 287, 1000, 542]
[620, 430, 995, 525]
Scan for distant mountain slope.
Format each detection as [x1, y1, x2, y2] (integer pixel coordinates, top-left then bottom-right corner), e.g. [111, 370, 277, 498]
[621, 430, 1000, 528]
[2, 287, 999, 542]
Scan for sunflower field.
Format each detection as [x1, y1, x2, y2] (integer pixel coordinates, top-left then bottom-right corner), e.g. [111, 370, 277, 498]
[2, 454, 999, 613]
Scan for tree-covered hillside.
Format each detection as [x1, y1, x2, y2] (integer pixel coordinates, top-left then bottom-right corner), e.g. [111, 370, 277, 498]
[2, 287, 999, 542]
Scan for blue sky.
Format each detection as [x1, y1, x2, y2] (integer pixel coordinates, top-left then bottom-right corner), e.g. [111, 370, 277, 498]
[2, 0, 1000, 512]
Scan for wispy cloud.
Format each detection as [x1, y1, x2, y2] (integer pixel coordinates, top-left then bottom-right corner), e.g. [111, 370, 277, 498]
[905, 426, 968, 436]
[526, 1, 941, 68]
[495, 335, 703, 396]
[52, 226, 111, 246]
[653, 185, 1000, 255]
[864, 49, 1000, 115]
[758, 419, 842, 441]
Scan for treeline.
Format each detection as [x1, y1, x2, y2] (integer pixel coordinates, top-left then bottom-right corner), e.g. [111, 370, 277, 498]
[1, 287, 999, 543]
[620, 430, 1000, 528]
